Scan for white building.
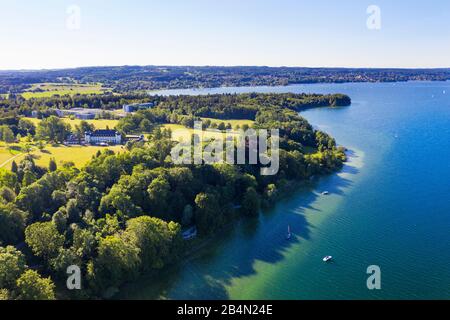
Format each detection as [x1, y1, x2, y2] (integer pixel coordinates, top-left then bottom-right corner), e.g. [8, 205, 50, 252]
[55, 108, 105, 119]
[123, 102, 155, 113]
[85, 130, 122, 145]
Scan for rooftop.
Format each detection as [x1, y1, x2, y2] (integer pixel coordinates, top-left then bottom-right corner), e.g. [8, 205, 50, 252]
[86, 130, 120, 136]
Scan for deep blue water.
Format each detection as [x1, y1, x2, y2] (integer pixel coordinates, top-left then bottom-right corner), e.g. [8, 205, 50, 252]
[120, 81, 450, 299]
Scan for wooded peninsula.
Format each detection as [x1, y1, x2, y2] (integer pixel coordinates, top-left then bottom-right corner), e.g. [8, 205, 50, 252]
[0, 92, 350, 299]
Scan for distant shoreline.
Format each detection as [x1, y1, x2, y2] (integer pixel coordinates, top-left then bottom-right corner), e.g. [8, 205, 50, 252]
[2, 66, 450, 95]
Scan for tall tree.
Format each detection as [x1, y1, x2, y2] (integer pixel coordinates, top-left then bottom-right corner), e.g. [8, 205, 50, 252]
[16, 270, 56, 300]
[89, 235, 140, 292]
[123, 216, 181, 270]
[241, 187, 260, 217]
[48, 158, 57, 172]
[0, 246, 27, 289]
[0, 203, 28, 245]
[36, 116, 71, 143]
[25, 222, 65, 260]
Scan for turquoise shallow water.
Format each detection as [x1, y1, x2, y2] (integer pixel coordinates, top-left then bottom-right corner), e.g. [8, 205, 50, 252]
[119, 81, 450, 299]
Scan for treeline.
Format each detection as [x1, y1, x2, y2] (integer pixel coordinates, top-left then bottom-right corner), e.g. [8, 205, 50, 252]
[1, 66, 450, 93]
[0, 93, 160, 119]
[116, 93, 351, 134]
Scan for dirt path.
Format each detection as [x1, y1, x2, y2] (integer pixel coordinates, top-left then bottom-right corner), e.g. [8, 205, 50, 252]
[0, 152, 23, 168]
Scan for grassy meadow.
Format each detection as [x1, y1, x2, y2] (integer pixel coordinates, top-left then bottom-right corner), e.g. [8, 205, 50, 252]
[23, 117, 119, 130]
[21, 83, 107, 99]
[0, 142, 123, 170]
[162, 123, 249, 142]
[1, 116, 122, 171]
[199, 117, 254, 128]
[0, 117, 253, 170]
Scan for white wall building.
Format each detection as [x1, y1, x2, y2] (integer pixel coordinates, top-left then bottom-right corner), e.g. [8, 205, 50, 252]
[85, 130, 122, 145]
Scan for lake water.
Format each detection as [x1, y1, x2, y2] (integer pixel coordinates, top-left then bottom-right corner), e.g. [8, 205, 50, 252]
[119, 81, 450, 299]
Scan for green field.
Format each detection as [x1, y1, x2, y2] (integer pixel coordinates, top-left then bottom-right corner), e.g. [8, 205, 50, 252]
[163, 123, 245, 142]
[0, 143, 123, 170]
[24, 117, 119, 130]
[0, 117, 122, 169]
[200, 117, 254, 128]
[21, 83, 107, 99]
[0, 145, 22, 168]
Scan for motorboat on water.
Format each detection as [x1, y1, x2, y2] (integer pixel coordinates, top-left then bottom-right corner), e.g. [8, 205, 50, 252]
[286, 225, 292, 240]
[321, 191, 329, 195]
[323, 255, 333, 262]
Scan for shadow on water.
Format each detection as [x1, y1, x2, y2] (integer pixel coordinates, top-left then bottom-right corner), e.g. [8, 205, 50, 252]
[117, 153, 358, 300]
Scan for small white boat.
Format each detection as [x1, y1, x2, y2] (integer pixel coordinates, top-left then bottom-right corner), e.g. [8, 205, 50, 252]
[286, 225, 292, 240]
[323, 255, 333, 262]
[321, 191, 329, 195]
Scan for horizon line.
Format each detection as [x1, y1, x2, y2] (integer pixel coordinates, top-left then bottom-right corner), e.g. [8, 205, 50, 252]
[1, 64, 450, 73]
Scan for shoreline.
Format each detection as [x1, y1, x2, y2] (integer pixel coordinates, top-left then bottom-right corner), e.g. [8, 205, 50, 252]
[146, 80, 450, 96]
[115, 147, 364, 300]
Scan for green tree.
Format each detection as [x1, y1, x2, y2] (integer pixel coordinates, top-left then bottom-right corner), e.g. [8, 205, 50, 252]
[194, 192, 225, 235]
[147, 176, 171, 216]
[48, 158, 57, 172]
[10, 160, 18, 174]
[21, 170, 37, 187]
[0, 186, 16, 203]
[217, 122, 226, 131]
[36, 116, 71, 143]
[0, 168, 18, 189]
[0, 246, 27, 289]
[90, 235, 140, 292]
[241, 187, 260, 217]
[0, 289, 9, 300]
[74, 121, 95, 143]
[15, 171, 68, 219]
[0, 203, 28, 245]
[18, 118, 36, 136]
[139, 118, 153, 132]
[0, 126, 15, 143]
[16, 270, 56, 300]
[72, 228, 95, 260]
[25, 222, 65, 260]
[123, 216, 181, 270]
[51, 208, 67, 234]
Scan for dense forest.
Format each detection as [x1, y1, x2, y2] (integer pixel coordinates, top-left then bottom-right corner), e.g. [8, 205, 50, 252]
[0, 92, 349, 300]
[0, 92, 350, 136]
[1, 65, 450, 93]
[116, 93, 350, 133]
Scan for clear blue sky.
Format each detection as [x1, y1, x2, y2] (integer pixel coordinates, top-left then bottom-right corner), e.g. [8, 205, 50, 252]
[1, 0, 449, 70]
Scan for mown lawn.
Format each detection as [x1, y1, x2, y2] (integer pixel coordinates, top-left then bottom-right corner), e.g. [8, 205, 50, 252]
[21, 83, 107, 99]
[200, 117, 254, 128]
[0, 146, 22, 167]
[23, 117, 119, 130]
[162, 123, 244, 142]
[0, 143, 124, 170]
[30, 145, 124, 168]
